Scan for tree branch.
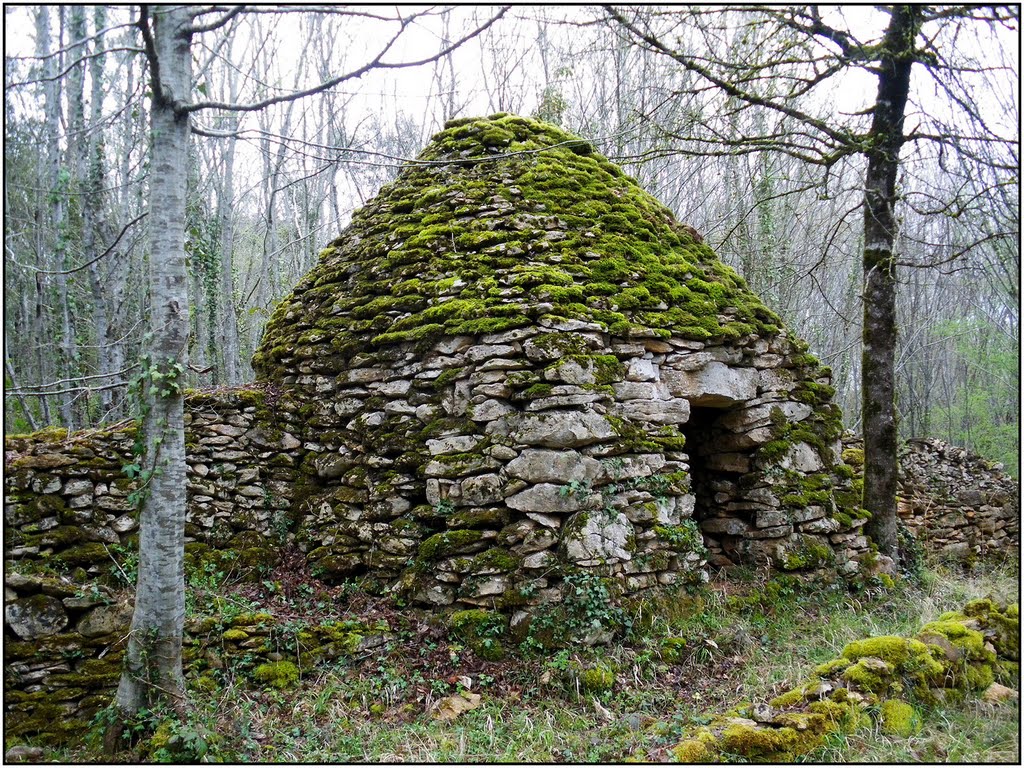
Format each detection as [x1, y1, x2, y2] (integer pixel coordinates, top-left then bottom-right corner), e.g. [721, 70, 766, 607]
[183, 7, 510, 114]
[10, 213, 148, 276]
[137, 5, 164, 108]
[603, 7, 862, 151]
[184, 5, 247, 35]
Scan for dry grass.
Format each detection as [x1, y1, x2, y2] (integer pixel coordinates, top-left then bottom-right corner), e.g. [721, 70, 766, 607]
[45, 555, 1020, 763]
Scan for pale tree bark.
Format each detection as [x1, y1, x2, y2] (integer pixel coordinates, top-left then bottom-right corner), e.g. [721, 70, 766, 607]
[68, 6, 120, 421]
[861, 6, 921, 557]
[56, 9, 79, 428]
[216, 123, 242, 384]
[114, 3, 192, 720]
[210, 38, 243, 386]
[255, 48, 302, 315]
[37, 6, 77, 428]
[30, 9, 54, 427]
[106, 30, 139, 408]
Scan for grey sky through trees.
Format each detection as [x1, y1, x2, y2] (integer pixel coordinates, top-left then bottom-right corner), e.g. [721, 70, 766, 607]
[4, 5, 1019, 474]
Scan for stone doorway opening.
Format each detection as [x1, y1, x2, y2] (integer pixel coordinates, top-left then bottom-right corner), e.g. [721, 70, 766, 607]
[685, 403, 755, 568]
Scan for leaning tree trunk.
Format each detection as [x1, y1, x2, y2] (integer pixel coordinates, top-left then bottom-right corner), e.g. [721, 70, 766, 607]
[861, 5, 921, 562]
[114, 5, 193, 718]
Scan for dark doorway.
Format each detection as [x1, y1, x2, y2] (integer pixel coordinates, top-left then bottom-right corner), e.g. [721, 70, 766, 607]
[685, 405, 723, 526]
[685, 403, 752, 567]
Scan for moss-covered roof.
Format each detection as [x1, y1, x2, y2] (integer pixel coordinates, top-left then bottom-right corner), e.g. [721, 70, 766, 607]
[253, 113, 782, 378]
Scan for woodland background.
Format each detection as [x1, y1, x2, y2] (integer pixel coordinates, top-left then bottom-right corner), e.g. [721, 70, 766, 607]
[4, 5, 1019, 473]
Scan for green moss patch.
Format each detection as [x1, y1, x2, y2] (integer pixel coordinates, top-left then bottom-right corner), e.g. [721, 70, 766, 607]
[878, 699, 920, 736]
[668, 600, 1019, 763]
[253, 114, 784, 381]
[252, 661, 300, 689]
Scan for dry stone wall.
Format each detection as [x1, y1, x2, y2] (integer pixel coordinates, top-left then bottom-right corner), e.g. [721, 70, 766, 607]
[4, 411, 1011, 744]
[897, 438, 1019, 559]
[4, 386, 301, 583]
[837, 437, 1019, 562]
[3, 386, 304, 741]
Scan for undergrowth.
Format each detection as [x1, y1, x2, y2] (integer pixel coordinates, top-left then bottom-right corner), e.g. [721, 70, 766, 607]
[34, 554, 1020, 763]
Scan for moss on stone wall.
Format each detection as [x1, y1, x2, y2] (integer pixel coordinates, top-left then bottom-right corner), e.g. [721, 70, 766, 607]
[252, 114, 781, 380]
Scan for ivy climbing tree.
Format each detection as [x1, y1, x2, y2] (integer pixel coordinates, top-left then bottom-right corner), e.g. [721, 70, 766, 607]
[113, 3, 193, 722]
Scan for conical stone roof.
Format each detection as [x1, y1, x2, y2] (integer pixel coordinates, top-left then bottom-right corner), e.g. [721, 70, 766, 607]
[252, 114, 863, 619]
[254, 113, 783, 375]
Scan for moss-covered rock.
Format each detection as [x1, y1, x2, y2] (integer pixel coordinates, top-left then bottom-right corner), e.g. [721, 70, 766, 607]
[717, 719, 816, 762]
[878, 699, 920, 737]
[667, 601, 1019, 763]
[660, 636, 689, 664]
[672, 730, 721, 763]
[449, 608, 508, 661]
[578, 664, 616, 694]
[838, 636, 945, 698]
[252, 661, 300, 689]
[418, 529, 485, 560]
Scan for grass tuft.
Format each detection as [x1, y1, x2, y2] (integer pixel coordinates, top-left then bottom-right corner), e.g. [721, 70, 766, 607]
[34, 555, 1020, 763]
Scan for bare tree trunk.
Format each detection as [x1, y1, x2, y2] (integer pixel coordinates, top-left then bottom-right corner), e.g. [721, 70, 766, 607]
[115, 4, 192, 719]
[217, 132, 241, 384]
[861, 5, 921, 561]
[38, 7, 76, 428]
[71, 5, 119, 422]
[105, 31, 137, 410]
[5, 353, 38, 432]
[216, 56, 242, 385]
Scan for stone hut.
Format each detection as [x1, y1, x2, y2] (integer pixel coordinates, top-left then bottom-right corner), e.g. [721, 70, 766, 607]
[251, 113, 868, 611]
[10, 115, 1020, 747]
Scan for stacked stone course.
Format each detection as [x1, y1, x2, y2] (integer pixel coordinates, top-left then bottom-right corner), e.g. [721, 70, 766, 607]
[274, 316, 868, 614]
[897, 438, 1019, 559]
[4, 387, 302, 586]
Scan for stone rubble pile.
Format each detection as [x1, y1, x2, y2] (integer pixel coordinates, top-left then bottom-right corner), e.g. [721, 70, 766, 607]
[897, 438, 1019, 559]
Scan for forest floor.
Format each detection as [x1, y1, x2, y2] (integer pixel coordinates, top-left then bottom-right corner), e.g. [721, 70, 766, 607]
[53, 554, 1019, 763]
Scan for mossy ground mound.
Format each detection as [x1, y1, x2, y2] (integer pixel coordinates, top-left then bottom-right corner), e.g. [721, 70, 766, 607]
[671, 597, 1019, 762]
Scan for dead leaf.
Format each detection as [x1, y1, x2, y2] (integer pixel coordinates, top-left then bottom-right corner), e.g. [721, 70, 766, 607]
[431, 692, 482, 721]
